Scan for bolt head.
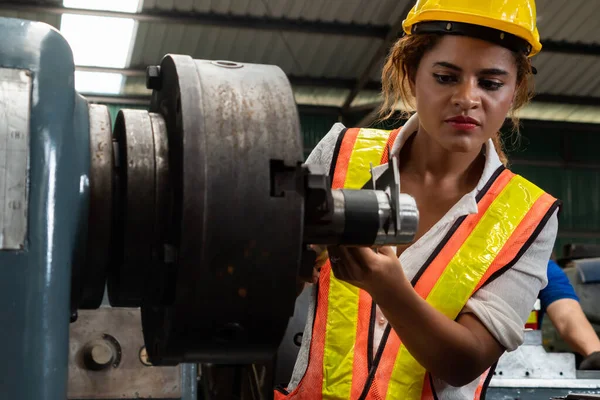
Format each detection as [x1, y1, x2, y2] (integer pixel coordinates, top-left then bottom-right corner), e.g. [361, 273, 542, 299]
[146, 65, 162, 90]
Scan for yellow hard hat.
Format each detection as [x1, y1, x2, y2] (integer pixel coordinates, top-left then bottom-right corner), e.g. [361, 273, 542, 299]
[402, 0, 542, 57]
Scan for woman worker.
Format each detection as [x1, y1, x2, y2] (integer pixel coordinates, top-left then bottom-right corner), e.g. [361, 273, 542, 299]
[276, 1, 560, 399]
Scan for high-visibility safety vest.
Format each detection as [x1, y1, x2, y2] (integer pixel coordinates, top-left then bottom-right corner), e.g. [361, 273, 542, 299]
[276, 127, 560, 400]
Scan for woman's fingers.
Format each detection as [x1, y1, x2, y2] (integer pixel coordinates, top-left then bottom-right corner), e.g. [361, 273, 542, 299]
[328, 246, 348, 280]
[378, 246, 397, 258]
[329, 246, 364, 282]
[346, 247, 378, 271]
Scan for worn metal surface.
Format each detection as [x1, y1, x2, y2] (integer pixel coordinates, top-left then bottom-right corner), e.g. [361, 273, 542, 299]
[146, 112, 171, 307]
[490, 379, 600, 389]
[108, 110, 156, 307]
[181, 363, 198, 400]
[77, 104, 113, 309]
[490, 331, 600, 395]
[140, 55, 304, 366]
[492, 331, 577, 381]
[0, 68, 31, 250]
[68, 308, 183, 399]
[0, 17, 90, 399]
[487, 388, 600, 400]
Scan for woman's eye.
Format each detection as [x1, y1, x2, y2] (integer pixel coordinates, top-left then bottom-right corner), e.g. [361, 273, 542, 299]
[480, 79, 504, 91]
[433, 73, 456, 84]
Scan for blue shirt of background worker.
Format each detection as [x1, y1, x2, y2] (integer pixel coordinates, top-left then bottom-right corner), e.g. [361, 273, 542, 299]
[538, 259, 579, 324]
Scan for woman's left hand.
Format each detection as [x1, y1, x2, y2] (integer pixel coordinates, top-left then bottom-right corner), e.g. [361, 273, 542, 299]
[327, 245, 407, 297]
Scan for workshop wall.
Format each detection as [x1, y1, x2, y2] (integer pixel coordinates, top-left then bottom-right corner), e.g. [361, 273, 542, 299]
[506, 121, 600, 256]
[105, 105, 600, 258]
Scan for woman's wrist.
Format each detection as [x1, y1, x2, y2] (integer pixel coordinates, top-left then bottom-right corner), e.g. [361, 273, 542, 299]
[368, 265, 413, 309]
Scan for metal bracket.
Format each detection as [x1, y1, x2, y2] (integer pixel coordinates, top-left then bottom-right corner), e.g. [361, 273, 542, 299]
[386, 151, 402, 236]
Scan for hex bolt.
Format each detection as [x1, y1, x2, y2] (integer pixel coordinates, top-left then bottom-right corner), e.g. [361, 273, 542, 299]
[146, 65, 162, 90]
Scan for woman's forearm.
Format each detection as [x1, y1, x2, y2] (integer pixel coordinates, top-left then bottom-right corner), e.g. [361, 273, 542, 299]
[373, 279, 504, 387]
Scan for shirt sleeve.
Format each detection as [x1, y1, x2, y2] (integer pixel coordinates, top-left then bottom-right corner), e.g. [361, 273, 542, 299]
[539, 259, 579, 312]
[461, 208, 559, 352]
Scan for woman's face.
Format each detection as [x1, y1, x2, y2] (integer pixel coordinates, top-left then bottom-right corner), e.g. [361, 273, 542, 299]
[411, 35, 518, 154]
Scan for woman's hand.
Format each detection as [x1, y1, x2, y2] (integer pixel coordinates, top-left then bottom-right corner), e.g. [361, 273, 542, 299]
[327, 245, 407, 298]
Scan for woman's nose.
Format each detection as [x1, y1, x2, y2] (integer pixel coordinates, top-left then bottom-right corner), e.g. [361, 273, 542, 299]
[452, 80, 481, 110]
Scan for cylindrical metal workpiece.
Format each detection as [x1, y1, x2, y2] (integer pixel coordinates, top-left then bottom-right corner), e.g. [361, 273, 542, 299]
[303, 189, 418, 246]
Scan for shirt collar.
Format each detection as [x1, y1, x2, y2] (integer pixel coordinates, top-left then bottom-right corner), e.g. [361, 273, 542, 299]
[388, 113, 504, 217]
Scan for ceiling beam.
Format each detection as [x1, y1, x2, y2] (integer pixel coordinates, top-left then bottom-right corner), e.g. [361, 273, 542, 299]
[542, 41, 600, 57]
[532, 93, 600, 107]
[0, 3, 386, 38]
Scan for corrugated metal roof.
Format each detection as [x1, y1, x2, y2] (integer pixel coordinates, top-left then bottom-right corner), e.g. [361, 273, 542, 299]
[142, 0, 412, 27]
[129, 22, 382, 79]
[537, 0, 600, 45]
[533, 52, 600, 97]
[0, 0, 61, 4]
[128, 0, 600, 99]
[141, 0, 600, 45]
[0, 0, 60, 29]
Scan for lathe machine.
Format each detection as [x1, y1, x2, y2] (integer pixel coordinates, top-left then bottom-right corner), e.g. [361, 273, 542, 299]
[0, 17, 418, 399]
[0, 16, 599, 400]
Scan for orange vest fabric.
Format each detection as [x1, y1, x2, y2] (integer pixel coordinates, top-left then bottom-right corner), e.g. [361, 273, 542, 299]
[276, 127, 559, 400]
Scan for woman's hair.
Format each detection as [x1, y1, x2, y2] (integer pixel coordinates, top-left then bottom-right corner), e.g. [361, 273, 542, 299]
[378, 33, 536, 165]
